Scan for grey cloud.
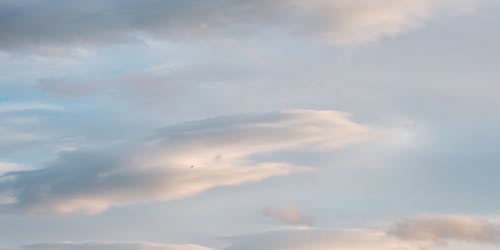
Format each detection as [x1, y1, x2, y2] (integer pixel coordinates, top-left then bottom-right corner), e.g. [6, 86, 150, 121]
[0, 0, 477, 52]
[37, 63, 261, 99]
[0, 102, 62, 155]
[0, 125, 47, 154]
[263, 205, 312, 226]
[0, 110, 373, 214]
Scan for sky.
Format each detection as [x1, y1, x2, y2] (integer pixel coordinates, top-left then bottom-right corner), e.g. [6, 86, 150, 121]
[1, 0, 500, 249]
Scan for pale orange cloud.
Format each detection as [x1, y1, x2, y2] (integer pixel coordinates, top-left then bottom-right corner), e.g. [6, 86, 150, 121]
[0, 110, 373, 214]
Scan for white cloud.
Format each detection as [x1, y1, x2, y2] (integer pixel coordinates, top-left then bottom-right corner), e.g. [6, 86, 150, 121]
[0, 110, 373, 214]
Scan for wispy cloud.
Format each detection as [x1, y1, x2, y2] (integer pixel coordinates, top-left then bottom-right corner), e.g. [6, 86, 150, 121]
[0, 110, 373, 214]
[0, 162, 24, 175]
[0, 103, 62, 114]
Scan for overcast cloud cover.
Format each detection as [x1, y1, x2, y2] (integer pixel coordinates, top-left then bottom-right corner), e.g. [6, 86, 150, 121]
[1, 0, 500, 249]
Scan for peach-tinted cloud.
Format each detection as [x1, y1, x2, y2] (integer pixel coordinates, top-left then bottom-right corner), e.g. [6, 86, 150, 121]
[223, 214, 500, 250]
[0, 110, 373, 214]
[223, 228, 421, 250]
[389, 214, 500, 243]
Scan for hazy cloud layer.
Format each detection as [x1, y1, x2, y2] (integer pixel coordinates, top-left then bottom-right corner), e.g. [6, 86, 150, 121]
[19, 242, 212, 250]
[4, 215, 499, 250]
[223, 215, 500, 250]
[223, 228, 420, 250]
[0, 0, 477, 52]
[390, 214, 500, 243]
[263, 205, 313, 226]
[0, 110, 373, 214]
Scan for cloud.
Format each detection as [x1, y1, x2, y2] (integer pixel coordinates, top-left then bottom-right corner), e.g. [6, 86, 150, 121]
[269, 0, 478, 46]
[0, 125, 46, 153]
[0, 162, 24, 175]
[0, 102, 62, 152]
[263, 205, 312, 226]
[0, 110, 373, 214]
[3, 215, 498, 250]
[0, 102, 62, 114]
[37, 63, 255, 99]
[19, 242, 212, 250]
[389, 214, 500, 243]
[223, 215, 500, 250]
[0, 162, 24, 205]
[223, 228, 421, 250]
[0, 0, 478, 52]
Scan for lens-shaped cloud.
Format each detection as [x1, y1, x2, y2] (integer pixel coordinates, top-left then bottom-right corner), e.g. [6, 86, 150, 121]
[0, 110, 373, 214]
